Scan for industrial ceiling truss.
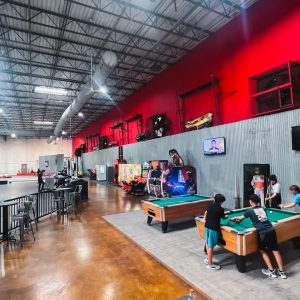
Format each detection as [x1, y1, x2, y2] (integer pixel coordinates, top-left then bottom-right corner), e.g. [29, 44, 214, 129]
[0, 0, 258, 137]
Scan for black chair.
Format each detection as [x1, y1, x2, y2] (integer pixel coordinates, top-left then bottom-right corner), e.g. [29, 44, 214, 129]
[69, 185, 83, 214]
[50, 190, 64, 217]
[11, 201, 35, 246]
[27, 195, 38, 230]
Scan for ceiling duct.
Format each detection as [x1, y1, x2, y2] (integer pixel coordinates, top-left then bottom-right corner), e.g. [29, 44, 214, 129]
[47, 51, 118, 144]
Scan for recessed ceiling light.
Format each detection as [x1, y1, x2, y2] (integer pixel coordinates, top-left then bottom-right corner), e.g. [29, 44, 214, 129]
[10, 133, 16, 138]
[33, 86, 68, 96]
[34, 121, 54, 125]
[78, 112, 84, 118]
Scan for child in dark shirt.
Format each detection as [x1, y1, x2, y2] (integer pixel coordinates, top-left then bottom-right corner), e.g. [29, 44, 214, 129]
[204, 194, 227, 270]
[231, 194, 287, 278]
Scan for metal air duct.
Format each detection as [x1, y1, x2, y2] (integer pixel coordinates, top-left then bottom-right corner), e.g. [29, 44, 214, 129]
[47, 51, 118, 144]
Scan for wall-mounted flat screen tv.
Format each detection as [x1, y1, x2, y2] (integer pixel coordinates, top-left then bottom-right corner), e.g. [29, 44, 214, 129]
[203, 137, 226, 155]
[292, 126, 300, 150]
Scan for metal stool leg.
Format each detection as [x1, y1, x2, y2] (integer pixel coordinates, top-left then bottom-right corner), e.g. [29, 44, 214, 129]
[19, 218, 24, 247]
[29, 219, 35, 241]
[32, 207, 38, 231]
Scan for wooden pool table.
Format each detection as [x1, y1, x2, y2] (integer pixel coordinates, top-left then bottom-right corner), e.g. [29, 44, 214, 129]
[195, 208, 300, 272]
[142, 195, 214, 233]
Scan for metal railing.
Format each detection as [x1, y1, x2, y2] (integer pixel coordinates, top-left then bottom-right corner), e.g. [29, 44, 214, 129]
[0, 190, 55, 235]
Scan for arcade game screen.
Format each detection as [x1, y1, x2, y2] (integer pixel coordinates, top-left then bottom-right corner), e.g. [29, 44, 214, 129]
[151, 160, 168, 169]
[142, 169, 150, 178]
[177, 169, 185, 183]
[203, 137, 225, 155]
[118, 164, 142, 184]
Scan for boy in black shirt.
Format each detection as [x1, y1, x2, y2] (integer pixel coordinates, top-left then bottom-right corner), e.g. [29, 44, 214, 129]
[231, 194, 287, 278]
[204, 194, 227, 270]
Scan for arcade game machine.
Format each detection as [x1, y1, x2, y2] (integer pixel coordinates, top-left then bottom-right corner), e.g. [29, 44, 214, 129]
[162, 165, 197, 197]
[146, 160, 168, 197]
[114, 146, 126, 185]
[146, 151, 197, 198]
[119, 164, 147, 195]
[141, 161, 152, 180]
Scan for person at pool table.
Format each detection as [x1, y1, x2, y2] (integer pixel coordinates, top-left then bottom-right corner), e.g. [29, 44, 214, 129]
[265, 175, 282, 209]
[231, 194, 287, 279]
[204, 194, 228, 270]
[279, 185, 300, 209]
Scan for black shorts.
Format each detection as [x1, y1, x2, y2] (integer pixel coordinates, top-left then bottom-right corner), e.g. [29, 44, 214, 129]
[258, 230, 278, 251]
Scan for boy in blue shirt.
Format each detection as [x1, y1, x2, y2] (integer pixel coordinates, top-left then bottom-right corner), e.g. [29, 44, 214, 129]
[204, 194, 227, 270]
[279, 185, 300, 209]
[231, 194, 287, 279]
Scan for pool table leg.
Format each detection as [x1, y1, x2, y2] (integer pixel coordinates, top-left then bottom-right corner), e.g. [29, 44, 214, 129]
[162, 221, 168, 233]
[147, 216, 153, 225]
[235, 255, 246, 273]
[291, 237, 300, 249]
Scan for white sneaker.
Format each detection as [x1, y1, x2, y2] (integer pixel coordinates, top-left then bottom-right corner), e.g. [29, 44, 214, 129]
[204, 258, 208, 265]
[207, 264, 221, 270]
[276, 269, 287, 279]
[262, 268, 277, 278]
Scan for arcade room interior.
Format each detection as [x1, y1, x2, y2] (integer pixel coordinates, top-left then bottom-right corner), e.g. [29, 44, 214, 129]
[1, 0, 300, 299]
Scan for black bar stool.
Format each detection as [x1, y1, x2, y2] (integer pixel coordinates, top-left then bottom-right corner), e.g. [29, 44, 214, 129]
[11, 201, 35, 246]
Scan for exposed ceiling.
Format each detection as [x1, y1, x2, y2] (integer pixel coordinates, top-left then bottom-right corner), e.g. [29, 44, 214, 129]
[0, 0, 258, 138]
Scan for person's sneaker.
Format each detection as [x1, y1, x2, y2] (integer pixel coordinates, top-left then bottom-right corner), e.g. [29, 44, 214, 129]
[262, 268, 277, 278]
[276, 269, 287, 279]
[204, 258, 208, 265]
[207, 264, 221, 270]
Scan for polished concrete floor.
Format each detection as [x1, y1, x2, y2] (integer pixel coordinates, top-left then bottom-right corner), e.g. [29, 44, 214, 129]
[0, 181, 209, 300]
[0, 179, 38, 202]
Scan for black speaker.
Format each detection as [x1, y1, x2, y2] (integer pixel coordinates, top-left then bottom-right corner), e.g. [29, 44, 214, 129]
[75, 147, 82, 157]
[119, 146, 123, 159]
[99, 136, 108, 149]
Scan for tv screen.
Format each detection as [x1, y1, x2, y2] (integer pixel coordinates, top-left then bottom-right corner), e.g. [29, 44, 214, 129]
[203, 137, 226, 155]
[292, 126, 300, 150]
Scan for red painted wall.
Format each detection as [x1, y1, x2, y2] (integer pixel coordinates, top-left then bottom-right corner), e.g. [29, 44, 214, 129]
[73, 0, 300, 152]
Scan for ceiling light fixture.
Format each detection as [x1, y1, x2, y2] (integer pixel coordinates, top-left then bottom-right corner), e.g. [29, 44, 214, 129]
[33, 86, 68, 96]
[0, 108, 3, 113]
[10, 133, 16, 138]
[61, 131, 67, 135]
[99, 86, 108, 94]
[34, 121, 54, 126]
[78, 112, 84, 118]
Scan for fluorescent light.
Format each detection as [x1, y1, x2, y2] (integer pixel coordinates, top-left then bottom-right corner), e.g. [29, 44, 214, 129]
[100, 86, 108, 94]
[10, 133, 16, 138]
[78, 112, 84, 118]
[61, 131, 67, 135]
[34, 121, 54, 126]
[0, 108, 3, 113]
[33, 86, 68, 96]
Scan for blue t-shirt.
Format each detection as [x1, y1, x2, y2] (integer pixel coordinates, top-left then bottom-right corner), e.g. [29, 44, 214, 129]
[294, 193, 300, 206]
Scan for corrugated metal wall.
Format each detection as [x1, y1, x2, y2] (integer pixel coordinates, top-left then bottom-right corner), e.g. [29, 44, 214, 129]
[83, 108, 300, 208]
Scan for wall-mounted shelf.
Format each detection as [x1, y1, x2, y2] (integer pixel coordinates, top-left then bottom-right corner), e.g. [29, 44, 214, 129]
[250, 61, 300, 116]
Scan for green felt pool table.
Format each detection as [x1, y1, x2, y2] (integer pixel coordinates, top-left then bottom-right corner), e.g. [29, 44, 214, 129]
[196, 208, 300, 272]
[142, 195, 214, 233]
